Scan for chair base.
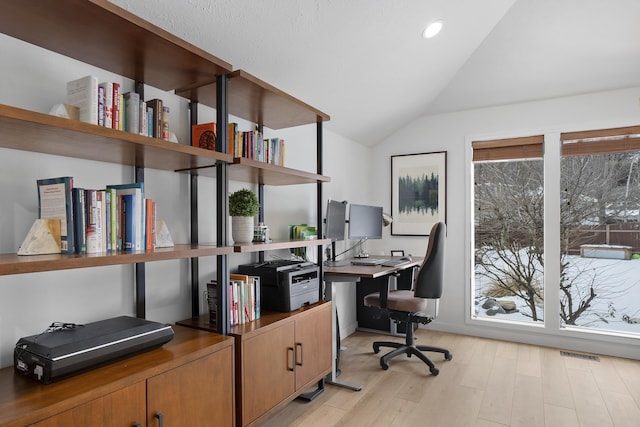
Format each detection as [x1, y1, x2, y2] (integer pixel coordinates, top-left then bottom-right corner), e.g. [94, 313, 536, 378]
[372, 322, 452, 375]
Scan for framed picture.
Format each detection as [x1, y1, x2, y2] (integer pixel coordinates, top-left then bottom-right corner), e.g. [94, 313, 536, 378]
[391, 151, 447, 236]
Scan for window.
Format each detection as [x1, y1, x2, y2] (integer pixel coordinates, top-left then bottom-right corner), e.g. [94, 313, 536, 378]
[560, 126, 640, 335]
[472, 136, 545, 324]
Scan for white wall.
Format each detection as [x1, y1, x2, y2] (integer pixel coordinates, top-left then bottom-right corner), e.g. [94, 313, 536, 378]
[371, 86, 640, 359]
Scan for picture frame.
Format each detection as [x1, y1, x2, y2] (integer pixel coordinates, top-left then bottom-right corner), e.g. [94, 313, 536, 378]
[391, 151, 447, 236]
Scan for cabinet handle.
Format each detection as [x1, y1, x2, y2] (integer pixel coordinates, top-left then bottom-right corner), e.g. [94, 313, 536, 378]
[154, 412, 164, 427]
[287, 347, 295, 371]
[133, 424, 142, 427]
[295, 342, 303, 366]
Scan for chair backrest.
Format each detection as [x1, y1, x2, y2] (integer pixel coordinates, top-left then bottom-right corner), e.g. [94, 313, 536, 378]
[413, 222, 446, 300]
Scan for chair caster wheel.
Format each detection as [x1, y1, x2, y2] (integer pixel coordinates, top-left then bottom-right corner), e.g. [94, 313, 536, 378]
[445, 352, 453, 361]
[380, 360, 389, 370]
[430, 367, 439, 376]
[373, 345, 380, 354]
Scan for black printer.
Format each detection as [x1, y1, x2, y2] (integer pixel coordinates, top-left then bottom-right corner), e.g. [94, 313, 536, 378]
[239, 260, 320, 312]
[14, 316, 174, 384]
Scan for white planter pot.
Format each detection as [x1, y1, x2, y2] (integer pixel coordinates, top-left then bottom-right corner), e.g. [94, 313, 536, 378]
[231, 216, 254, 243]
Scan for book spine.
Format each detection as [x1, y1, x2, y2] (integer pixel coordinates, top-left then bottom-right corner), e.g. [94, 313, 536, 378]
[161, 106, 170, 140]
[85, 189, 99, 254]
[145, 198, 155, 252]
[97, 190, 106, 253]
[112, 82, 120, 130]
[140, 100, 147, 136]
[97, 84, 105, 127]
[122, 194, 136, 251]
[99, 82, 113, 128]
[123, 92, 140, 134]
[107, 188, 117, 251]
[72, 188, 86, 254]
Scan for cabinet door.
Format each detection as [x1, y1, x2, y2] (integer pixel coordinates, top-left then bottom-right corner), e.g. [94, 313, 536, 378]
[30, 382, 145, 426]
[294, 303, 332, 389]
[147, 346, 235, 427]
[241, 322, 295, 425]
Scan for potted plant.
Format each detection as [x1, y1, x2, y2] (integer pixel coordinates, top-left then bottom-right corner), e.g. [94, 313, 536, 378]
[229, 188, 260, 243]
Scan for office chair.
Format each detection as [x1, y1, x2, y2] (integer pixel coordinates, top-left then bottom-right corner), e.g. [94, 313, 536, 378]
[363, 222, 451, 375]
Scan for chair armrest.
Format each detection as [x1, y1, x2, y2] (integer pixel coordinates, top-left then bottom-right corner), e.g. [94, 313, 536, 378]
[377, 272, 399, 309]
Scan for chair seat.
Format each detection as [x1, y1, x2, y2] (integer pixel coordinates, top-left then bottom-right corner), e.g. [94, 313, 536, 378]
[364, 289, 428, 313]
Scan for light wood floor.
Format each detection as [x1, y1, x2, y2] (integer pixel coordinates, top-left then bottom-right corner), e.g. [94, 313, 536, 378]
[261, 329, 640, 427]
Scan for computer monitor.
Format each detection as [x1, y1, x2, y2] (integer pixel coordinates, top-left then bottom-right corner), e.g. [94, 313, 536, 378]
[348, 204, 383, 240]
[325, 199, 346, 241]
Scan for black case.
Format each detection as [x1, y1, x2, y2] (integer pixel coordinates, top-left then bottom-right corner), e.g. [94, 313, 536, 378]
[14, 316, 174, 384]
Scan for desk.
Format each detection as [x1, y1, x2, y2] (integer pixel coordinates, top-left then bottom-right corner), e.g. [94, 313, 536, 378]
[323, 256, 423, 391]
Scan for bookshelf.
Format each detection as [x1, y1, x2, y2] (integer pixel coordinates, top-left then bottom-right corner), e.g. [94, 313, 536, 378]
[1, 1, 331, 425]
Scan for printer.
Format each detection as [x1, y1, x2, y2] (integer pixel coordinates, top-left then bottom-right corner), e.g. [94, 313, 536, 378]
[239, 260, 320, 312]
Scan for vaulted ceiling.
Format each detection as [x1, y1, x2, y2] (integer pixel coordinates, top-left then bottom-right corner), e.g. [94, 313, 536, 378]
[111, 0, 640, 146]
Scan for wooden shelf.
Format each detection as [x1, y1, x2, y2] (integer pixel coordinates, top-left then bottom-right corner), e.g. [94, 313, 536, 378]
[233, 238, 330, 253]
[229, 157, 330, 185]
[0, 244, 233, 276]
[0, 104, 232, 171]
[0, 0, 232, 91]
[176, 70, 330, 129]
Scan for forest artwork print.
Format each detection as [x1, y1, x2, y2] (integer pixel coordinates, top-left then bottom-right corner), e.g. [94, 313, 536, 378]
[391, 151, 446, 235]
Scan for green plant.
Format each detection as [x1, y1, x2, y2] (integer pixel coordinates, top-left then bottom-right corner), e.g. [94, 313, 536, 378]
[229, 188, 260, 217]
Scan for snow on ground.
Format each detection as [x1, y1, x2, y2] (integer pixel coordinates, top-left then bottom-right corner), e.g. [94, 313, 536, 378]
[474, 254, 640, 335]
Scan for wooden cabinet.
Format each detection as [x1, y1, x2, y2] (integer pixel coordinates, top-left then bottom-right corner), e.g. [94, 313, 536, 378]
[232, 302, 332, 427]
[0, 326, 234, 427]
[30, 382, 146, 427]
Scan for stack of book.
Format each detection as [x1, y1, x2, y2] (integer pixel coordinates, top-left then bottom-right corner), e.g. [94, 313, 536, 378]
[208, 274, 261, 326]
[227, 123, 286, 165]
[66, 75, 169, 139]
[37, 177, 157, 255]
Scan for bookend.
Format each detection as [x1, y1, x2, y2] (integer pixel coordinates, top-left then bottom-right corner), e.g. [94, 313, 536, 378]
[18, 219, 62, 255]
[155, 220, 174, 248]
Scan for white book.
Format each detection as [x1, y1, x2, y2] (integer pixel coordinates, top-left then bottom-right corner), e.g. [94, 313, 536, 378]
[99, 82, 113, 128]
[66, 75, 98, 125]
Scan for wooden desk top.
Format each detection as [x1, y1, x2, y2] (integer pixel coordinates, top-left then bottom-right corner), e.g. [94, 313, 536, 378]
[324, 256, 423, 279]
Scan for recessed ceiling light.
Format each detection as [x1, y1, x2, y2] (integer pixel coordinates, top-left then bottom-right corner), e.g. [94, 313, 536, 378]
[423, 20, 443, 39]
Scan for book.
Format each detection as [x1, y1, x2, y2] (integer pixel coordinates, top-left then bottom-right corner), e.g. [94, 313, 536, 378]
[145, 198, 156, 252]
[140, 100, 147, 136]
[97, 84, 105, 126]
[85, 189, 100, 254]
[123, 91, 140, 135]
[106, 187, 117, 251]
[121, 193, 137, 251]
[72, 188, 86, 253]
[107, 183, 144, 251]
[207, 280, 217, 325]
[66, 75, 98, 125]
[99, 82, 113, 128]
[228, 122, 238, 155]
[112, 82, 121, 130]
[161, 106, 170, 140]
[146, 99, 163, 138]
[192, 122, 216, 150]
[37, 176, 74, 254]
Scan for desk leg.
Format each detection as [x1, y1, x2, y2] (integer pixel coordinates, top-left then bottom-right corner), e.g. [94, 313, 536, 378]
[325, 279, 362, 391]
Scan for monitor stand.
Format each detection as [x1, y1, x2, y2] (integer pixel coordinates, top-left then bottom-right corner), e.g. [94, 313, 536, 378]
[324, 241, 349, 267]
[354, 239, 369, 258]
